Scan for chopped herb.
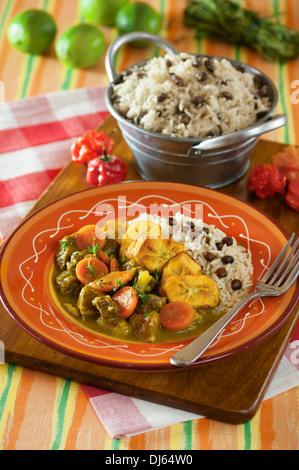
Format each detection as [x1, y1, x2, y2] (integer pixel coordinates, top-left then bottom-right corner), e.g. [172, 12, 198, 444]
[118, 256, 128, 265]
[153, 268, 161, 281]
[85, 263, 95, 275]
[59, 240, 68, 251]
[139, 292, 149, 304]
[133, 284, 149, 304]
[116, 278, 121, 287]
[88, 242, 100, 256]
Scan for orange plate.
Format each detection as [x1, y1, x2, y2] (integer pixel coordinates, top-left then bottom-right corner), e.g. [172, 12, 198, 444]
[0, 181, 298, 370]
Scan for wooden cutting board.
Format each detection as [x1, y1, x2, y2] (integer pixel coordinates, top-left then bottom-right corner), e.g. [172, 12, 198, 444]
[1, 115, 298, 424]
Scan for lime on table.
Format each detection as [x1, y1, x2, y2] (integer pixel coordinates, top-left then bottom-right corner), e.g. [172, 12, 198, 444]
[55, 24, 106, 69]
[79, 0, 129, 26]
[115, 2, 162, 46]
[7, 9, 57, 54]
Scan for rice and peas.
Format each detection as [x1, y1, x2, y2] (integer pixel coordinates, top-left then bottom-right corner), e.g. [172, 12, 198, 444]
[111, 52, 271, 139]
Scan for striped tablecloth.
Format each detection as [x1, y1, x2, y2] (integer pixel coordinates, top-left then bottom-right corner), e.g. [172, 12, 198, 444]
[0, 0, 298, 450]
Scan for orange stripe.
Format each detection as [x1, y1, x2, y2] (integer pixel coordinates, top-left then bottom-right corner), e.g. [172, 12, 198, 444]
[28, 0, 62, 96]
[271, 390, 299, 450]
[260, 398, 276, 450]
[193, 419, 213, 449]
[64, 386, 88, 449]
[0, 0, 25, 77]
[129, 431, 146, 450]
[2, 368, 35, 450]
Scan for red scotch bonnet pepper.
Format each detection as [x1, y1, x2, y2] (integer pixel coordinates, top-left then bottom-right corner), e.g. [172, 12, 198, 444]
[286, 179, 299, 212]
[71, 130, 114, 164]
[247, 164, 287, 200]
[71, 129, 127, 187]
[86, 150, 127, 186]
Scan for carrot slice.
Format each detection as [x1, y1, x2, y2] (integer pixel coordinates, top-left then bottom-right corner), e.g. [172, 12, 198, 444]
[160, 302, 194, 331]
[110, 257, 120, 272]
[75, 225, 105, 251]
[90, 269, 136, 292]
[76, 257, 109, 284]
[97, 249, 110, 266]
[112, 286, 138, 318]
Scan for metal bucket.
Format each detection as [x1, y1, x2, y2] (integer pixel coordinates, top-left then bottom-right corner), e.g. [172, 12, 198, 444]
[105, 32, 287, 188]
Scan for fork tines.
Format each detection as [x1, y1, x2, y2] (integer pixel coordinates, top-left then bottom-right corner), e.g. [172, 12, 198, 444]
[261, 233, 299, 289]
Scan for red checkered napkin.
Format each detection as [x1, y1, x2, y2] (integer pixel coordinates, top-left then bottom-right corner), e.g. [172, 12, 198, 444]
[0, 86, 108, 240]
[0, 87, 298, 439]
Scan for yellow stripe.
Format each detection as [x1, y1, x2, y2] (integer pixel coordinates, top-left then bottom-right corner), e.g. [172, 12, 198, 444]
[236, 423, 246, 450]
[0, 364, 23, 448]
[249, 408, 261, 450]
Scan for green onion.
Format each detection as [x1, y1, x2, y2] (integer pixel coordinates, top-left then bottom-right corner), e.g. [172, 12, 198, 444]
[184, 0, 299, 62]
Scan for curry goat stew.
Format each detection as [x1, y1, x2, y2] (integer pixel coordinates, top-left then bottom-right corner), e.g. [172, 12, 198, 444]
[52, 222, 239, 344]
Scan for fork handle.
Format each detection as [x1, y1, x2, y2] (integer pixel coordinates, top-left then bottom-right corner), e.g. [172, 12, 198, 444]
[170, 292, 261, 367]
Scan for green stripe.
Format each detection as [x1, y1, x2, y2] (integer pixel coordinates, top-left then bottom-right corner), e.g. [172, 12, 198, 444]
[0, 0, 13, 40]
[42, 0, 51, 10]
[19, 0, 53, 99]
[183, 420, 193, 449]
[111, 438, 121, 450]
[273, 0, 290, 144]
[61, 66, 74, 91]
[20, 54, 35, 98]
[0, 364, 17, 422]
[244, 422, 251, 450]
[50, 379, 71, 450]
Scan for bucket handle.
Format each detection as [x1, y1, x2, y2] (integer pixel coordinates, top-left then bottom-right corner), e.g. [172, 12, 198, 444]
[187, 114, 288, 157]
[105, 32, 179, 83]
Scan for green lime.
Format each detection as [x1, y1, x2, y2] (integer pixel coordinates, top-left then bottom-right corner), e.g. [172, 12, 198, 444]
[55, 24, 106, 69]
[7, 9, 57, 54]
[79, 0, 129, 27]
[116, 2, 162, 47]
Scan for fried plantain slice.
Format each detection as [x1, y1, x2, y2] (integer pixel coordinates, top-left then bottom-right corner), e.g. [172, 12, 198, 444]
[119, 220, 161, 258]
[159, 252, 202, 296]
[129, 238, 186, 274]
[163, 274, 220, 308]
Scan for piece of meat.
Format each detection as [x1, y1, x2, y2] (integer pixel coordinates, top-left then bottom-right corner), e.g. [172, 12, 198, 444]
[55, 271, 80, 294]
[92, 295, 120, 323]
[129, 311, 161, 342]
[77, 285, 101, 317]
[56, 235, 77, 270]
[135, 294, 167, 315]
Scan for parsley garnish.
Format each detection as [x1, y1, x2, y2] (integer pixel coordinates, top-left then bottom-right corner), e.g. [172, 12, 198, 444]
[59, 240, 68, 251]
[85, 262, 95, 275]
[153, 268, 161, 281]
[133, 284, 149, 304]
[118, 256, 128, 265]
[88, 242, 100, 256]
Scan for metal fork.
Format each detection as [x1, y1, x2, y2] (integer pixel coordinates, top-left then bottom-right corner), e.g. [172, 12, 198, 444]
[170, 233, 299, 367]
